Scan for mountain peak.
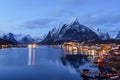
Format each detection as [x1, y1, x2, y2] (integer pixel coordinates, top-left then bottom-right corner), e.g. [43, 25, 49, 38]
[116, 31, 120, 40]
[117, 31, 120, 35]
[103, 32, 110, 40]
[67, 17, 78, 24]
[8, 32, 14, 36]
[41, 17, 100, 44]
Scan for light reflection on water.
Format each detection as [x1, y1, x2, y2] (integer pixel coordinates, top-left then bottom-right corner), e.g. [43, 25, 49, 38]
[0, 46, 84, 80]
[28, 46, 36, 65]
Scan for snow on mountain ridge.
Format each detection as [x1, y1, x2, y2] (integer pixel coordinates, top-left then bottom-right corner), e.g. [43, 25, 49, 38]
[116, 31, 120, 40]
[26, 34, 34, 41]
[14, 34, 25, 41]
[102, 32, 110, 40]
[1, 33, 39, 44]
[41, 18, 100, 44]
[66, 17, 78, 25]
[0, 33, 5, 38]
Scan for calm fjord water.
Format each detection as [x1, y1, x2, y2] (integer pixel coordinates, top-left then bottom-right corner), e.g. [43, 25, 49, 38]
[0, 46, 84, 80]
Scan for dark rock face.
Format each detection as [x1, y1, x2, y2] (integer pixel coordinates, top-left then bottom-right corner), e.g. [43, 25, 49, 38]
[41, 32, 55, 44]
[1, 33, 36, 44]
[99, 32, 110, 40]
[0, 38, 15, 45]
[20, 35, 34, 44]
[2, 33, 18, 44]
[21, 36, 30, 44]
[41, 18, 100, 45]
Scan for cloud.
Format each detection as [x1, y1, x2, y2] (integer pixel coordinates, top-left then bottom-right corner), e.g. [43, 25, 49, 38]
[79, 14, 120, 32]
[21, 18, 57, 29]
[52, 9, 73, 17]
[84, 14, 120, 25]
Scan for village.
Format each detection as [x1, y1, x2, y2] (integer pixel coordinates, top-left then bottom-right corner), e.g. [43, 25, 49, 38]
[59, 41, 120, 80]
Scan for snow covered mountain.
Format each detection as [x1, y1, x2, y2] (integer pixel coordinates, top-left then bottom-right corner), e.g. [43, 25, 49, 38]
[2, 33, 18, 44]
[14, 34, 25, 42]
[0, 33, 5, 38]
[1, 33, 37, 44]
[99, 32, 110, 40]
[115, 32, 120, 40]
[41, 18, 100, 44]
[20, 34, 35, 44]
[90, 28, 110, 40]
[34, 37, 43, 43]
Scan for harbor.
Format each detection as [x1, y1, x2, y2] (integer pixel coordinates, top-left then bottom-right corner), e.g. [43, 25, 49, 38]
[59, 41, 120, 80]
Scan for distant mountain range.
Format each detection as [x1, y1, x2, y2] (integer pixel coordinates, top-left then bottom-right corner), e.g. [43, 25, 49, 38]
[0, 33, 42, 44]
[0, 18, 120, 45]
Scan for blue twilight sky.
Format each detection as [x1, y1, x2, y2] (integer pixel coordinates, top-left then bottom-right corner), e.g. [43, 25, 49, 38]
[0, 0, 120, 38]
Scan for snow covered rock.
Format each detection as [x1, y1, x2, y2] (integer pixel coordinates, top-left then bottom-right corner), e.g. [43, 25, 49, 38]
[2, 33, 18, 44]
[115, 32, 120, 40]
[41, 18, 100, 44]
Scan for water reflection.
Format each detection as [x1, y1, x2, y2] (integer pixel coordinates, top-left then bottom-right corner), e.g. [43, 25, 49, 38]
[32, 49, 35, 65]
[28, 45, 36, 65]
[0, 46, 82, 80]
[61, 49, 89, 69]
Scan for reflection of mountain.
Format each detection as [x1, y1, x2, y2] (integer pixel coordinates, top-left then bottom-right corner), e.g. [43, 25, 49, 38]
[61, 54, 88, 69]
[41, 18, 100, 45]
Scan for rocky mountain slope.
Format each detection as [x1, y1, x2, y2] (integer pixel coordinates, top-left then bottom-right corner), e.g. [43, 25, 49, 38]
[41, 18, 100, 44]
